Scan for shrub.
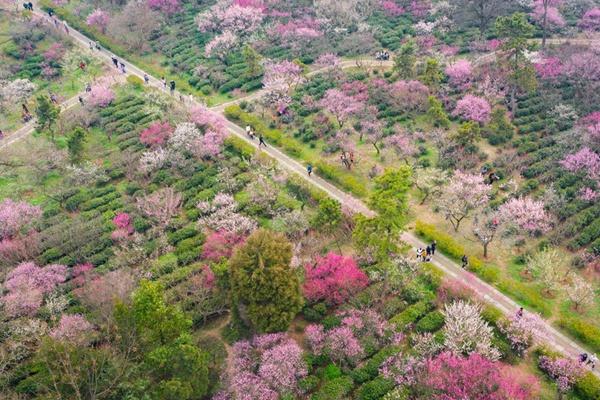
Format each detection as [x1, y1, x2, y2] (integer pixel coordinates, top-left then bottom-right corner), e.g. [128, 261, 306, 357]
[126, 75, 144, 88]
[311, 376, 353, 400]
[356, 377, 395, 400]
[299, 376, 319, 393]
[389, 298, 434, 330]
[557, 317, 600, 354]
[151, 252, 178, 276]
[350, 345, 402, 384]
[322, 364, 342, 381]
[415, 310, 445, 333]
[314, 161, 367, 198]
[574, 372, 600, 400]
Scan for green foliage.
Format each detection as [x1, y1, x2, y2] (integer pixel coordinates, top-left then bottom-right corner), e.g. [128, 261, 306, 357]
[415, 310, 445, 333]
[126, 74, 144, 89]
[311, 376, 353, 400]
[66, 127, 87, 164]
[573, 372, 600, 400]
[313, 161, 368, 198]
[229, 229, 303, 332]
[420, 58, 443, 89]
[557, 317, 600, 354]
[451, 121, 481, 146]
[313, 198, 342, 233]
[35, 94, 60, 136]
[350, 345, 401, 384]
[485, 107, 515, 145]
[427, 96, 450, 129]
[356, 377, 395, 400]
[393, 39, 417, 79]
[152, 252, 179, 276]
[322, 364, 342, 381]
[389, 297, 435, 331]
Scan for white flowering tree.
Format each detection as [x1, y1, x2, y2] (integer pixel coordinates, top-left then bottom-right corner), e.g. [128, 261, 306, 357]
[526, 248, 569, 296]
[437, 171, 491, 232]
[0, 79, 36, 110]
[566, 275, 595, 311]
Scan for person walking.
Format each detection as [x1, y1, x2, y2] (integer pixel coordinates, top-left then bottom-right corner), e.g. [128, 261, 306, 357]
[85, 83, 91, 92]
[95, 41, 101, 51]
[588, 354, 597, 369]
[119, 62, 126, 74]
[461, 255, 468, 269]
[89, 41, 94, 50]
[431, 240, 437, 255]
[416, 247, 423, 261]
[144, 73, 149, 84]
[579, 353, 589, 364]
[426, 245, 431, 257]
[78, 96, 84, 106]
[516, 307, 524, 319]
[169, 80, 175, 94]
[79, 61, 86, 71]
[112, 56, 118, 69]
[0, 129, 4, 140]
[307, 164, 313, 177]
[246, 125, 251, 137]
[161, 77, 167, 89]
[50, 93, 57, 104]
[63, 22, 69, 35]
[258, 134, 266, 147]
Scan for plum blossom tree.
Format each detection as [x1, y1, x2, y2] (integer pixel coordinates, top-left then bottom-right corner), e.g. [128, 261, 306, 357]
[385, 131, 418, 164]
[380, 353, 423, 387]
[413, 167, 449, 205]
[526, 248, 568, 296]
[389, 80, 430, 112]
[318, 89, 364, 127]
[437, 171, 491, 232]
[2, 262, 67, 318]
[139, 121, 173, 147]
[566, 275, 595, 311]
[49, 314, 94, 345]
[445, 59, 473, 90]
[204, 31, 238, 59]
[197, 193, 257, 235]
[380, 1, 405, 16]
[147, 0, 180, 14]
[136, 187, 182, 228]
[497, 197, 551, 236]
[305, 324, 364, 367]
[303, 252, 369, 305]
[88, 85, 115, 108]
[0, 199, 42, 240]
[425, 352, 539, 399]
[0, 79, 36, 110]
[472, 211, 501, 258]
[262, 60, 304, 94]
[534, 56, 563, 80]
[86, 9, 110, 33]
[201, 230, 246, 261]
[578, 7, 600, 31]
[168, 122, 225, 159]
[499, 313, 548, 356]
[531, 0, 565, 48]
[560, 147, 600, 181]
[443, 301, 500, 360]
[111, 212, 134, 241]
[42, 43, 65, 63]
[453, 94, 491, 124]
[538, 356, 583, 395]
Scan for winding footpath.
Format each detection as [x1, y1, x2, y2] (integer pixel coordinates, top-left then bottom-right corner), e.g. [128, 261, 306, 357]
[3, 4, 600, 377]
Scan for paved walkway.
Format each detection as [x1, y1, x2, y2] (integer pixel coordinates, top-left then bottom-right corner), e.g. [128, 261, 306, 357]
[4, 4, 599, 376]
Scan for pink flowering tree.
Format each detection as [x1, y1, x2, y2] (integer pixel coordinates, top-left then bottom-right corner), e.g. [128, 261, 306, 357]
[578, 7, 600, 31]
[305, 324, 364, 368]
[303, 253, 368, 305]
[42, 43, 65, 63]
[318, 89, 364, 127]
[147, 0, 180, 14]
[453, 94, 491, 124]
[1, 262, 67, 318]
[197, 193, 256, 235]
[381, 1, 405, 17]
[538, 356, 583, 395]
[499, 313, 548, 356]
[437, 171, 491, 232]
[561, 147, 600, 181]
[385, 131, 418, 164]
[380, 353, 423, 387]
[497, 197, 551, 236]
[424, 352, 539, 399]
[88, 85, 115, 108]
[201, 230, 246, 262]
[445, 60, 473, 90]
[86, 9, 110, 33]
[139, 121, 173, 147]
[389, 80, 430, 112]
[534, 56, 563, 80]
[272, 19, 322, 51]
[204, 31, 238, 59]
[136, 187, 182, 228]
[225, 333, 307, 400]
[0, 199, 42, 240]
[263, 60, 305, 95]
[49, 314, 94, 345]
[111, 212, 134, 241]
[531, 0, 565, 48]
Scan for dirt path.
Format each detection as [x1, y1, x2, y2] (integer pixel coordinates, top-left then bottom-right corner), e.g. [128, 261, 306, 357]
[6, 5, 600, 377]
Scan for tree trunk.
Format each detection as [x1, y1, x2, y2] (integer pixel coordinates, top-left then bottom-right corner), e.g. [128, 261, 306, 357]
[373, 142, 380, 154]
[483, 242, 489, 258]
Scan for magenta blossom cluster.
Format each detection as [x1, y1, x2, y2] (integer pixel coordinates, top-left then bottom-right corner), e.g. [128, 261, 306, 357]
[445, 60, 473, 90]
[539, 356, 583, 393]
[86, 9, 109, 32]
[50, 314, 94, 344]
[0, 199, 42, 240]
[111, 212, 134, 241]
[380, 0, 405, 17]
[202, 230, 246, 262]
[579, 7, 600, 31]
[140, 121, 173, 147]
[453, 94, 491, 124]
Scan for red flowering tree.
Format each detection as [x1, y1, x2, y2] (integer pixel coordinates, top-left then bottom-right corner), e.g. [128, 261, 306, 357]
[303, 252, 368, 305]
[201, 230, 246, 262]
[139, 121, 173, 147]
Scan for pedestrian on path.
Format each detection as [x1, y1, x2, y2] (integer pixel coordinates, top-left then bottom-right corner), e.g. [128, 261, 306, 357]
[63, 22, 69, 35]
[50, 93, 58, 104]
[416, 247, 423, 261]
[588, 354, 597, 369]
[430, 240, 436, 255]
[169, 80, 175, 94]
[426, 245, 431, 257]
[161, 77, 167, 89]
[95, 41, 101, 51]
[144, 73, 149, 84]
[85, 83, 91, 92]
[516, 307, 523, 319]
[79, 61, 86, 71]
[112, 56, 118, 69]
[579, 353, 589, 364]
[78, 96, 84, 106]
[0, 129, 4, 140]
[89, 41, 94, 50]
[307, 164, 313, 177]
[120, 62, 126, 74]
[461, 255, 468, 269]
[258, 134, 266, 147]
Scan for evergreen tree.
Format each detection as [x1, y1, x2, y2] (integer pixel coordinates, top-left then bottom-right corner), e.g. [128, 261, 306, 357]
[420, 58, 443, 89]
[485, 107, 515, 145]
[313, 198, 343, 251]
[67, 127, 87, 164]
[393, 40, 417, 79]
[427, 96, 450, 129]
[35, 94, 60, 141]
[230, 229, 303, 333]
[451, 121, 481, 147]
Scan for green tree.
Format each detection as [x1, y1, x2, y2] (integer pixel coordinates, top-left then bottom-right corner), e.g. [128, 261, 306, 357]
[67, 127, 87, 164]
[427, 96, 450, 129]
[495, 13, 537, 114]
[242, 44, 263, 78]
[420, 58, 443, 89]
[485, 107, 515, 145]
[229, 229, 303, 333]
[451, 121, 481, 146]
[313, 198, 343, 251]
[35, 94, 60, 141]
[393, 40, 417, 79]
[354, 167, 412, 262]
[115, 281, 209, 400]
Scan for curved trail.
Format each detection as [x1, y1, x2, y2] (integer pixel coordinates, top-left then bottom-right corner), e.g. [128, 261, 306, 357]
[3, 4, 600, 376]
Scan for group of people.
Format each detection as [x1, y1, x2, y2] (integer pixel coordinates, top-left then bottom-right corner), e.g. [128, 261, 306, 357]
[22, 1, 33, 11]
[375, 50, 390, 61]
[579, 352, 598, 370]
[245, 125, 267, 147]
[416, 241, 437, 262]
[21, 104, 32, 122]
[340, 150, 355, 169]
[111, 57, 126, 74]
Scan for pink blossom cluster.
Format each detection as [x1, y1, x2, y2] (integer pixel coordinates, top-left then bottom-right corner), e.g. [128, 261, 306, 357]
[380, 0, 405, 17]
[273, 19, 322, 40]
[190, 105, 227, 133]
[389, 80, 429, 112]
[579, 7, 600, 31]
[71, 262, 94, 287]
[314, 53, 341, 70]
[204, 31, 238, 59]
[88, 85, 115, 108]
[318, 88, 365, 127]
[440, 45, 459, 57]
[380, 354, 423, 386]
[416, 35, 437, 51]
[341, 80, 370, 102]
[42, 43, 65, 63]
[111, 212, 134, 241]
[497, 197, 551, 234]
[538, 356, 583, 393]
[303, 253, 369, 305]
[499, 313, 548, 355]
[453, 94, 491, 123]
[384, 131, 418, 160]
[445, 60, 473, 90]
[2, 261, 67, 318]
[579, 187, 598, 202]
[305, 324, 364, 366]
[50, 314, 94, 344]
[534, 57, 563, 80]
[147, 0, 180, 15]
[140, 121, 173, 147]
[531, 0, 565, 28]
[409, 0, 430, 18]
[560, 147, 600, 181]
[202, 230, 246, 261]
[86, 9, 110, 32]
[228, 333, 307, 399]
[263, 60, 304, 95]
[197, 0, 264, 34]
[0, 232, 39, 267]
[0, 199, 42, 240]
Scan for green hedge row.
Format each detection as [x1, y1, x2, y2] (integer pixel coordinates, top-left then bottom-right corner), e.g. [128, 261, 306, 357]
[557, 317, 600, 354]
